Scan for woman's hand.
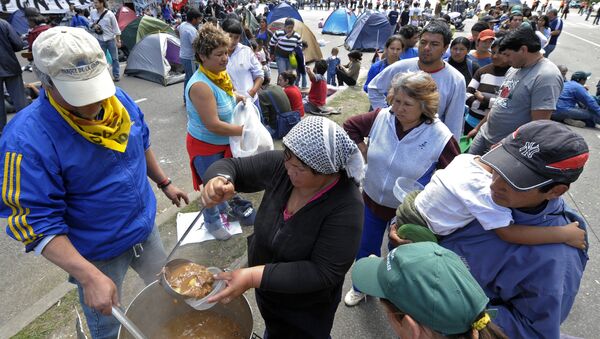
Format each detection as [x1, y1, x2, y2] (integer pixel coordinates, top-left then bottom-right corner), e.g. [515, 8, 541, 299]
[162, 184, 189, 207]
[466, 126, 479, 139]
[388, 222, 413, 248]
[207, 266, 264, 304]
[201, 176, 236, 208]
[474, 90, 485, 102]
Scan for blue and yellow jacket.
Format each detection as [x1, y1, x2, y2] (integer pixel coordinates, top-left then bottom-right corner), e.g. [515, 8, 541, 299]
[1, 88, 156, 261]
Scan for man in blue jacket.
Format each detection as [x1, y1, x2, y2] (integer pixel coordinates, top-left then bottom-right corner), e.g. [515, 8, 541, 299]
[552, 71, 600, 128]
[0, 27, 189, 338]
[391, 120, 589, 338]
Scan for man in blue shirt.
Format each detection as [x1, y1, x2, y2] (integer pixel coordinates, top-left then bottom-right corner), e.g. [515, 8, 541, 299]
[391, 120, 590, 338]
[546, 9, 563, 57]
[552, 71, 600, 128]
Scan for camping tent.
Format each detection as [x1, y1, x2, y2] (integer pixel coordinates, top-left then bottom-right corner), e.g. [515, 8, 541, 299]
[270, 18, 323, 63]
[8, 10, 29, 35]
[121, 16, 174, 54]
[240, 6, 259, 34]
[322, 8, 356, 35]
[116, 6, 137, 31]
[345, 12, 392, 52]
[266, 2, 302, 24]
[124, 33, 185, 86]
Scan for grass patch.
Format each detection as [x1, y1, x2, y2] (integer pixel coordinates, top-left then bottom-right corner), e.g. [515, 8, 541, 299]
[326, 79, 371, 125]
[12, 289, 83, 339]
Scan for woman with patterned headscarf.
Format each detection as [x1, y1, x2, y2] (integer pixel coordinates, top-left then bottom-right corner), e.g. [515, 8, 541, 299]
[200, 116, 365, 338]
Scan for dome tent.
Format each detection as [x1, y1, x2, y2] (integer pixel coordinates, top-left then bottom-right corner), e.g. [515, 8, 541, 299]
[322, 8, 357, 35]
[124, 33, 185, 86]
[270, 18, 323, 63]
[344, 12, 392, 52]
[266, 2, 303, 24]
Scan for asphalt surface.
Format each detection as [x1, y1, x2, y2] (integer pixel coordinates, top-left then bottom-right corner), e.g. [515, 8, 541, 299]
[1, 2, 600, 338]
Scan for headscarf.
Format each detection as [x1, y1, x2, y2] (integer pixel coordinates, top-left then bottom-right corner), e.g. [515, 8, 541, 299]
[283, 116, 365, 183]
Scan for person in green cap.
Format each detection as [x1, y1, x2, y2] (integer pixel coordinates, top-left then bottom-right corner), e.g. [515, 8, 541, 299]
[352, 242, 508, 338]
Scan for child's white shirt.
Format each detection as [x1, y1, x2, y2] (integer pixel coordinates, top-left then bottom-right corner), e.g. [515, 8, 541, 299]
[414, 154, 513, 235]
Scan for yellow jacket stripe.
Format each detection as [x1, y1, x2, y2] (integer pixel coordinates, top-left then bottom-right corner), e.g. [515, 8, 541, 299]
[3, 152, 36, 244]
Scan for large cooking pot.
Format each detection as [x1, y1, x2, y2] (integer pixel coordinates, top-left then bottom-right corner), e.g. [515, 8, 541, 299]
[118, 281, 253, 339]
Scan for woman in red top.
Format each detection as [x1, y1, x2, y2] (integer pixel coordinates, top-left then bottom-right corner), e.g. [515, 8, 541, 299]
[277, 70, 305, 117]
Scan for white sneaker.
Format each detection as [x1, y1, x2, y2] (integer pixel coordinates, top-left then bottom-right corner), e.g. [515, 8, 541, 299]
[344, 288, 366, 306]
[564, 118, 586, 128]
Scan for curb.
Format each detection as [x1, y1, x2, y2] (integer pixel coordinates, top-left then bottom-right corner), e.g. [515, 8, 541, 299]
[0, 191, 201, 339]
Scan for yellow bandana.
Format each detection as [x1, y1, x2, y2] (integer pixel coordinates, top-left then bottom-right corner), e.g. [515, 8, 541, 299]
[199, 64, 234, 97]
[48, 92, 131, 153]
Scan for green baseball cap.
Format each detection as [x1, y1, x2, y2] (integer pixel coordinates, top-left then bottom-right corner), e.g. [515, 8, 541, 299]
[352, 242, 489, 335]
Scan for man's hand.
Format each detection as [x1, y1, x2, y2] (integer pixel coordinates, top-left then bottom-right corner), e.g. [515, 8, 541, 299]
[201, 176, 236, 208]
[162, 184, 189, 207]
[474, 90, 485, 102]
[81, 270, 119, 316]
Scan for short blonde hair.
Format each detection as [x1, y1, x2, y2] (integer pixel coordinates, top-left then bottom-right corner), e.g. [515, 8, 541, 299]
[391, 71, 439, 123]
[193, 24, 230, 64]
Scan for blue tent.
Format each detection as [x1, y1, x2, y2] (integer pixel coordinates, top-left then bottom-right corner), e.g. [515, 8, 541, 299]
[322, 8, 357, 35]
[266, 3, 303, 24]
[8, 10, 29, 36]
[344, 12, 392, 52]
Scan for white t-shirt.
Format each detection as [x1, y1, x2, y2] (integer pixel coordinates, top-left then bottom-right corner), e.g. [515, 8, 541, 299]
[414, 154, 513, 235]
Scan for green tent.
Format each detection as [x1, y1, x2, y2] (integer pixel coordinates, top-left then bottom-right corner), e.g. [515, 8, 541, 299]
[121, 16, 175, 54]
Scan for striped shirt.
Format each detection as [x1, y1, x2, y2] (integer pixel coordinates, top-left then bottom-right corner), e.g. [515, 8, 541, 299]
[269, 30, 302, 57]
[466, 64, 510, 119]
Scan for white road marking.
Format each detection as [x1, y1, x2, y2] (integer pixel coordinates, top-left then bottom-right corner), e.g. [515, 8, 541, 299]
[134, 98, 147, 103]
[561, 30, 600, 48]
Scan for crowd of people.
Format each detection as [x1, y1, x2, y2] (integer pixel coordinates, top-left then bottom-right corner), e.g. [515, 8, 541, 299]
[0, 0, 598, 338]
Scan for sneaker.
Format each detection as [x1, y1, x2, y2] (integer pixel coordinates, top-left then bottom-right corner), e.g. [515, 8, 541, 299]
[563, 118, 586, 128]
[208, 226, 232, 240]
[113, 76, 120, 82]
[344, 288, 366, 306]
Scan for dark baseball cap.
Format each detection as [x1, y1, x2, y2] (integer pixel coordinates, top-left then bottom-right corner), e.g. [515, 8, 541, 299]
[481, 120, 589, 191]
[571, 71, 591, 82]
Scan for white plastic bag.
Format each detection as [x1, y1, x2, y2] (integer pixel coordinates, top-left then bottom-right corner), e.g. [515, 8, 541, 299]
[229, 99, 274, 158]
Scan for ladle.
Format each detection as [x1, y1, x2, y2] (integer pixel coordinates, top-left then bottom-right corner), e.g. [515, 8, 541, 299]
[112, 306, 147, 339]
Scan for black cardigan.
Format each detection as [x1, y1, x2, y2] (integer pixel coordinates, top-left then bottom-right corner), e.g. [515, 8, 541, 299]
[205, 151, 363, 309]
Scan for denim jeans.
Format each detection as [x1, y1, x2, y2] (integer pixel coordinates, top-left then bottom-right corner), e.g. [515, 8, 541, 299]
[544, 44, 557, 58]
[295, 72, 308, 88]
[181, 58, 197, 100]
[1, 75, 27, 133]
[97, 39, 120, 79]
[192, 153, 229, 231]
[70, 226, 166, 339]
[352, 204, 391, 292]
[552, 107, 600, 126]
[275, 55, 291, 77]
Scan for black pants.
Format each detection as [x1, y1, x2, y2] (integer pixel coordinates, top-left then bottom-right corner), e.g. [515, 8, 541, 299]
[336, 69, 357, 86]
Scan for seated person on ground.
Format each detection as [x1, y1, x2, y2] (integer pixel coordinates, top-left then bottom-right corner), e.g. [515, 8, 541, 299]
[390, 120, 590, 338]
[277, 71, 305, 117]
[258, 75, 292, 132]
[304, 59, 328, 114]
[551, 71, 600, 128]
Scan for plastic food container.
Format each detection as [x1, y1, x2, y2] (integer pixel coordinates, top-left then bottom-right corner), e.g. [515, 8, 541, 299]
[392, 177, 424, 203]
[183, 267, 226, 311]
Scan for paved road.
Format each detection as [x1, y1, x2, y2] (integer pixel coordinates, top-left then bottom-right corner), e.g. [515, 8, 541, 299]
[1, 5, 600, 337]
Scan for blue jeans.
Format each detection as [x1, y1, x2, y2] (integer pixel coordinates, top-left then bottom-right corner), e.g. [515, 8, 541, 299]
[275, 55, 291, 77]
[1, 74, 27, 132]
[295, 72, 308, 88]
[192, 153, 229, 231]
[327, 71, 337, 86]
[544, 44, 557, 57]
[552, 107, 600, 126]
[352, 204, 391, 292]
[70, 226, 166, 339]
[97, 39, 120, 79]
[181, 58, 197, 100]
